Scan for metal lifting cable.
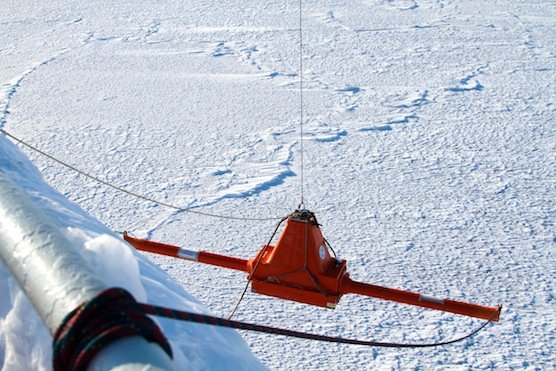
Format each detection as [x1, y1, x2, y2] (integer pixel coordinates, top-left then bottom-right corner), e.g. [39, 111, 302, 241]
[230, 1, 310, 316]
[0, 128, 285, 221]
[298, 0, 305, 209]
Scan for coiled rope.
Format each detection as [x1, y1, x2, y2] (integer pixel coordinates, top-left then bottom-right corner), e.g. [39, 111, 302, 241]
[52, 288, 172, 371]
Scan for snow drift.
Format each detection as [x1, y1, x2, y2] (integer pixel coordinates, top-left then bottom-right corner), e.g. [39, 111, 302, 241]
[0, 135, 264, 370]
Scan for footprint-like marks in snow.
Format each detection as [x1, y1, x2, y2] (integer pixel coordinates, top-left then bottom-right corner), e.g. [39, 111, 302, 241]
[385, 90, 431, 109]
[447, 74, 484, 92]
[266, 71, 298, 79]
[358, 114, 418, 132]
[377, 0, 419, 11]
[316, 10, 352, 31]
[446, 66, 487, 93]
[356, 89, 430, 134]
[303, 121, 348, 142]
[205, 39, 300, 82]
[186, 121, 349, 211]
[212, 168, 232, 176]
[190, 128, 298, 207]
[210, 42, 235, 57]
[359, 125, 393, 132]
[335, 85, 361, 94]
[333, 85, 362, 113]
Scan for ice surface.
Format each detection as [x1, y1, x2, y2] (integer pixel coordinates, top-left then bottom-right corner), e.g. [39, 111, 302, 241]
[1, 0, 555, 369]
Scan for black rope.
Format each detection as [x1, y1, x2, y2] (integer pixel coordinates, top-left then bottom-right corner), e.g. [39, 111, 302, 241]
[0, 128, 285, 222]
[324, 237, 337, 259]
[51, 287, 498, 370]
[52, 288, 172, 371]
[142, 301, 499, 348]
[227, 215, 288, 319]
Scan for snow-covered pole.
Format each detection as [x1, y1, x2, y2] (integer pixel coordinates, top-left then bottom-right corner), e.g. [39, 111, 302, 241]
[0, 171, 174, 370]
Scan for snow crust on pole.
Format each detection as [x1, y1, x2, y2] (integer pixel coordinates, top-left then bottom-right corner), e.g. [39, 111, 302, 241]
[0, 170, 105, 333]
[0, 171, 175, 370]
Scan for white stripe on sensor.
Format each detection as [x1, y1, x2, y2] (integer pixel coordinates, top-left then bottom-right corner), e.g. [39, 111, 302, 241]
[419, 295, 445, 305]
[177, 248, 199, 261]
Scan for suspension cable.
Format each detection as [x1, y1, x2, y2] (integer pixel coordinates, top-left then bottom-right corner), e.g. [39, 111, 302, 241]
[0, 128, 285, 222]
[298, 0, 305, 209]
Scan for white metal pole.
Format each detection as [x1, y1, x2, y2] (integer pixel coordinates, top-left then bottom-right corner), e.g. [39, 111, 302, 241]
[0, 170, 175, 370]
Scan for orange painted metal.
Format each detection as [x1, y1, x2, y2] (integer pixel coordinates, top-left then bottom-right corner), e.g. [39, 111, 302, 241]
[246, 210, 346, 309]
[123, 210, 501, 322]
[124, 232, 180, 258]
[123, 232, 249, 272]
[198, 251, 249, 272]
[341, 278, 501, 321]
